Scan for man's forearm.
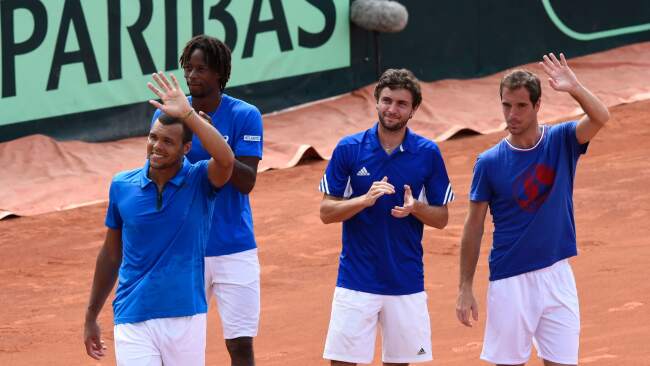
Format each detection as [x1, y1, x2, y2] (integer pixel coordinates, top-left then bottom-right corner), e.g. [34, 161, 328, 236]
[320, 196, 368, 224]
[571, 84, 610, 126]
[411, 201, 448, 229]
[229, 158, 258, 194]
[184, 112, 234, 168]
[85, 247, 121, 322]
[459, 224, 483, 290]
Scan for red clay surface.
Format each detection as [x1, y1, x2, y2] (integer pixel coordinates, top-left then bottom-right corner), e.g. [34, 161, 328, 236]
[1, 100, 648, 365]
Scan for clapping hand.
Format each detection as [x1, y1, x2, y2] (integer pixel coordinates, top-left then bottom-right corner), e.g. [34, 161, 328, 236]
[363, 176, 395, 207]
[391, 184, 415, 218]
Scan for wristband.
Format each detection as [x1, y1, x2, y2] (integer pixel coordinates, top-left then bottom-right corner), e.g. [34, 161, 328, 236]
[181, 109, 194, 121]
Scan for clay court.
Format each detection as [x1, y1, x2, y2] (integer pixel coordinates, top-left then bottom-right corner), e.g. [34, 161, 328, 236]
[1, 95, 649, 364]
[2, 31, 650, 365]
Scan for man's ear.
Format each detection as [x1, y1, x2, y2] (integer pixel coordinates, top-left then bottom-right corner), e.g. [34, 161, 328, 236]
[410, 105, 419, 119]
[183, 141, 192, 155]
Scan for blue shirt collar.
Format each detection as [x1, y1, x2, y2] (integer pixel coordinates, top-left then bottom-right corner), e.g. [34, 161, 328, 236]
[140, 157, 191, 188]
[188, 94, 227, 116]
[368, 122, 415, 153]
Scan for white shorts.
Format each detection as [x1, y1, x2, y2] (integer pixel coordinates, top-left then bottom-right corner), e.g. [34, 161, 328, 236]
[205, 248, 260, 339]
[481, 259, 580, 365]
[323, 287, 433, 364]
[114, 313, 206, 366]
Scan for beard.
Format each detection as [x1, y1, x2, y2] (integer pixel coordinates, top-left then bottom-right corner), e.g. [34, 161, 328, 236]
[187, 77, 220, 99]
[149, 159, 181, 170]
[188, 84, 207, 98]
[147, 150, 184, 170]
[378, 113, 409, 132]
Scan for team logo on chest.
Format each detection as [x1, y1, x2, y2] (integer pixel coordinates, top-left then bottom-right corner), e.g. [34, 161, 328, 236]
[512, 163, 556, 212]
[356, 166, 370, 176]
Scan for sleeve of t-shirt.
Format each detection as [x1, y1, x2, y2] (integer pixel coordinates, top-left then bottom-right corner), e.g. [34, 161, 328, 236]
[469, 156, 492, 202]
[563, 121, 589, 157]
[422, 147, 454, 206]
[105, 180, 123, 229]
[151, 108, 162, 127]
[233, 108, 263, 159]
[196, 160, 221, 195]
[319, 143, 351, 198]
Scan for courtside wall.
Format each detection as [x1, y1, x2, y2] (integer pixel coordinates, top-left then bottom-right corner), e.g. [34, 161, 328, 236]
[1, 0, 649, 141]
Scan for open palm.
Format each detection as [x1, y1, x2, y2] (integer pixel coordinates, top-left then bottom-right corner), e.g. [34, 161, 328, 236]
[147, 72, 191, 118]
[539, 53, 579, 93]
[391, 184, 415, 218]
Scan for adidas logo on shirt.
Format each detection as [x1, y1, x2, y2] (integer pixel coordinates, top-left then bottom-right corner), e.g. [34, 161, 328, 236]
[356, 167, 370, 176]
[417, 347, 426, 355]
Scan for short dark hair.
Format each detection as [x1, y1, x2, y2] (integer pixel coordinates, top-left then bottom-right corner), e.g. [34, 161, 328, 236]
[374, 68, 422, 109]
[179, 35, 231, 92]
[157, 113, 193, 144]
[500, 69, 541, 105]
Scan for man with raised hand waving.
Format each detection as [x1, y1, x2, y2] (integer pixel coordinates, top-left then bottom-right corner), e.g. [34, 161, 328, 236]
[83, 71, 234, 366]
[456, 53, 610, 366]
[151, 35, 264, 365]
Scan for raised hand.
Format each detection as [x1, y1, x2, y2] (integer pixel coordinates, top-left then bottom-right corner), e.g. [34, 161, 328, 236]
[363, 176, 395, 207]
[391, 184, 415, 218]
[539, 53, 581, 94]
[147, 72, 192, 118]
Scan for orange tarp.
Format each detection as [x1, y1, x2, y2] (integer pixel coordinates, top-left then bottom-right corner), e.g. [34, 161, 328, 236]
[2, 42, 650, 218]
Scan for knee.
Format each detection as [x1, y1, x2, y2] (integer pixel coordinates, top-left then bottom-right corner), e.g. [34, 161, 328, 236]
[226, 336, 254, 357]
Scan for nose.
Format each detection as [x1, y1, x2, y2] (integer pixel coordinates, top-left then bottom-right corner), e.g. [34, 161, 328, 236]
[152, 139, 163, 151]
[508, 107, 519, 120]
[184, 69, 196, 80]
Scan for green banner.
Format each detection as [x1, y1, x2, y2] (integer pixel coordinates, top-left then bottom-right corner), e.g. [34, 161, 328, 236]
[0, 0, 350, 126]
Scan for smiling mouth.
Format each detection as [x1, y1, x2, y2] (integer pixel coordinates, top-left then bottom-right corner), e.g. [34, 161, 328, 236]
[384, 114, 400, 121]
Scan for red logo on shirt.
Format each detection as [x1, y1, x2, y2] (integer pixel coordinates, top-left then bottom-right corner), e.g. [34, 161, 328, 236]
[513, 164, 555, 212]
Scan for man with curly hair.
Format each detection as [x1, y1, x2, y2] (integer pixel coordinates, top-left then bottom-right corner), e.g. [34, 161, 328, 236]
[152, 35, 263, 366]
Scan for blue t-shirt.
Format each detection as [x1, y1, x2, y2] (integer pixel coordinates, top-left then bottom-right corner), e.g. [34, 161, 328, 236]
[470, 122, 588, 281]
[152, 94, 263, 256]
[319, 124, 454, 295]
[106, 158, 216, 324]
